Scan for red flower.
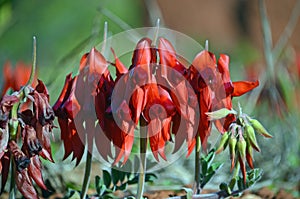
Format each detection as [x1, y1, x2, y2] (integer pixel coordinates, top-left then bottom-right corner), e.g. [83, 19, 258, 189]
[213, 54, 259, 133]
[1, 61, 36, 97]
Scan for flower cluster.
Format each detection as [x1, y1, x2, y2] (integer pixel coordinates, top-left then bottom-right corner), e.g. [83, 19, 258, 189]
[54, 37, 259, 166]
[215, 113, 272, 183]
[0, 79, 55, 198]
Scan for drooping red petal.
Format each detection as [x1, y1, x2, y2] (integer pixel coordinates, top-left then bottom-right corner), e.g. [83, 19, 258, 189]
[0, 151, 10, 193]
[158, 37, 187, 77]
[232, 80, 259, 97]
[130, 87, 145, 124]
[52, 73, 73, 112]
[198, 87, 213, 151]
[0, 125, 8, 155]
[16, 170, 38, 199]
[217, 54, 234, 97]
[111, 48, 128, 78]
[28, 155, 47, 190]
[35, 123, 54, 162]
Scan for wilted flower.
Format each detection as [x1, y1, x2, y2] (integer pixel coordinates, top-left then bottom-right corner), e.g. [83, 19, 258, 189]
[0, 80, 54, 198]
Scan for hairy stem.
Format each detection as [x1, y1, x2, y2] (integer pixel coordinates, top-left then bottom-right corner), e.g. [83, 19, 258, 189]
[136, 117, 148, 199]
[27, 36, 37, 86]
[195, 135, 201, 194]
[80, 151, 92, 199]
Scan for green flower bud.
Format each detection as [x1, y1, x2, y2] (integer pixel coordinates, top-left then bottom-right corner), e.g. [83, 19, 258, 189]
[216, 131, 230, 154]
[237, 138, 246, 160]
[229, 136, 237, 171]
[250, 118, 273, 138]
[246, 141, 254, 169]
[245, 124, 260, 152]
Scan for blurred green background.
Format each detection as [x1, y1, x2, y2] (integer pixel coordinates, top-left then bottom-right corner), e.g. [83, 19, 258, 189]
[0, 0, 299, 197]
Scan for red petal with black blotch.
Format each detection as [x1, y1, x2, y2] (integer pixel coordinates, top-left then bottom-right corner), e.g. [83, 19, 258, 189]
[0, 151, 10, 193]
[232, 80, 259, 97]
[22, 125, 42, 156]
[28, 155, 47, 190]
[32, 81, 55, 126]
[35, 123, 54, 162]
[16, 170, 38, 199]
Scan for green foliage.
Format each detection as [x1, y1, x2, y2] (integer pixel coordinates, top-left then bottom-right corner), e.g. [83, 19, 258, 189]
[93, 159, 157, 198]
[199, 149, 223, 189]
[219, 168, 263, 197]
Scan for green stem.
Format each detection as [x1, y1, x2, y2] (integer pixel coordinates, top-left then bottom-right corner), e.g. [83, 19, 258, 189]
[9, 156, 16, 199]
[136, 117, 148, 199]
[27, 36, 37, 86]
[80, 151, 92, 199]
[195, 135, 201, 194]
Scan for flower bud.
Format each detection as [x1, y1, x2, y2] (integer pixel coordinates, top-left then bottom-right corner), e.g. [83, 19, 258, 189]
[244, 124, 260, 152]
[246, 140, 254, 169]
[237, 138, 246, 161]
[229, 136, 237, 171]
[216, 131, 230, 154]
[250, 118, 273, 138]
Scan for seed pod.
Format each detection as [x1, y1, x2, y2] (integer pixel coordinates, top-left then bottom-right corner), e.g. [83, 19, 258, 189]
[245, 124, 260, 152]
[229, 136, 237, 171]
[216, 131, 230, 154]
[250, 119, 273, 138]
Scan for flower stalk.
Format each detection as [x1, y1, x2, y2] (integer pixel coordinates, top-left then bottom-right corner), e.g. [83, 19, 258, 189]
[80, 151, 92, 199]
[194, 135, 201, 194]
[137, 117, 148, 199]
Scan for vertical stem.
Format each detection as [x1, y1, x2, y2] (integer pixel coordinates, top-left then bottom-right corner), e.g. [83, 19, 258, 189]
[136, 117, 148, 199]
[194, 135, 201, 194]
[9, 157, 16, 199]
[80, 151, 92, 199]
[27, 36, 37, 86]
